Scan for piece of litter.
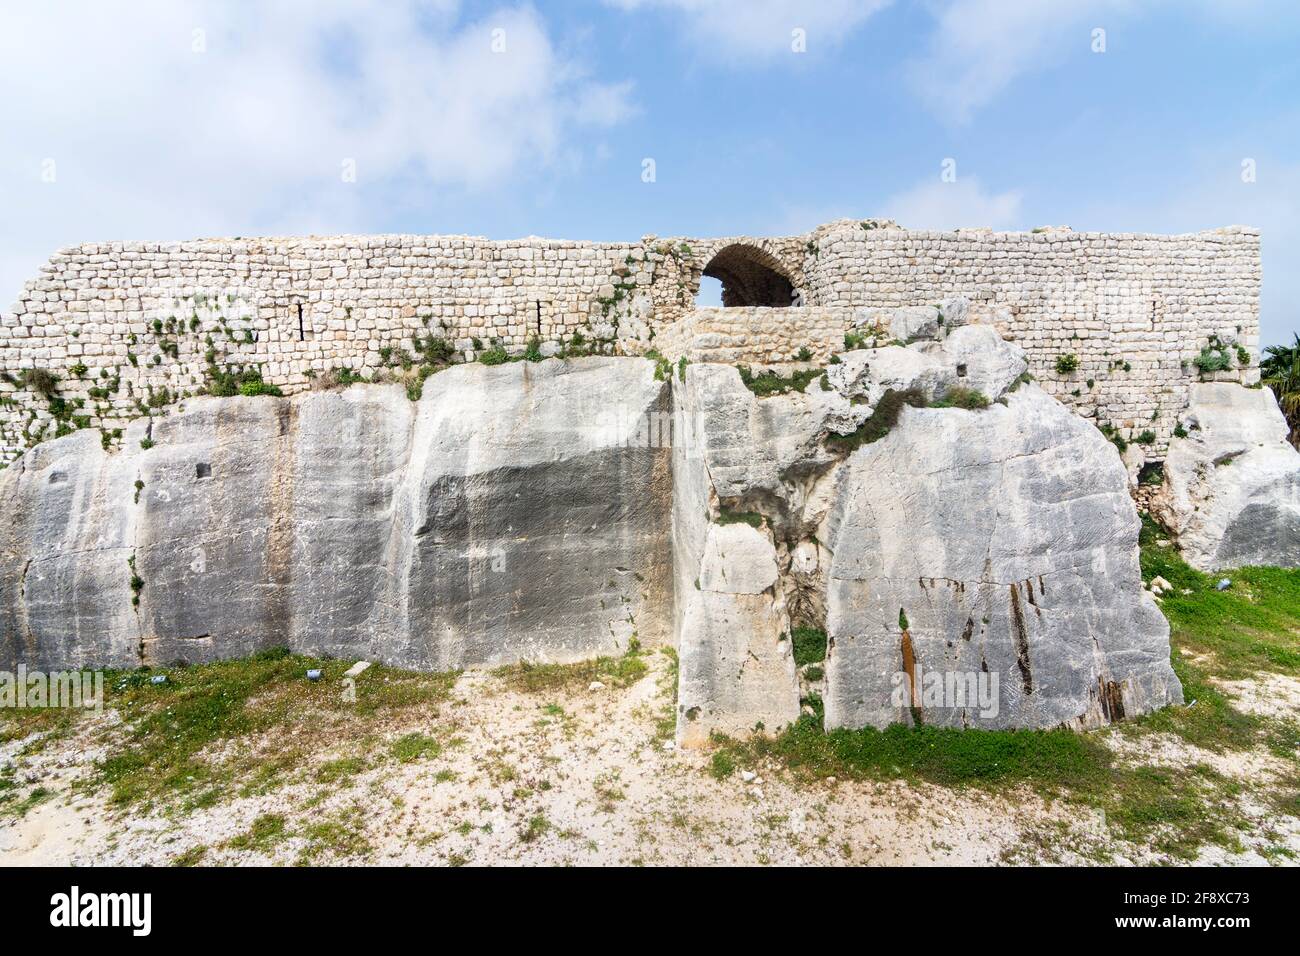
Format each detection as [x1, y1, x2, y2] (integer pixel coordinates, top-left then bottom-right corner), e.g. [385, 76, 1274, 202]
[150, 675, 168, 685]
[1215, 578, 1231, 591]
[306, 669, 323, 681]
[343, 660, 372, 679]
[739, 770, 756, 782]
[588, 681, 605, 691]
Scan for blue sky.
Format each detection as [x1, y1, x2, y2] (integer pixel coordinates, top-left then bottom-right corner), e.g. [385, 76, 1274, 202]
[2, 1, 1297, 342]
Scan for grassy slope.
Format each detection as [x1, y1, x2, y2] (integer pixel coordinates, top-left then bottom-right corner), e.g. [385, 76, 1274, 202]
[1, 520, 1296, 861]
[710, 514, 1300, 860]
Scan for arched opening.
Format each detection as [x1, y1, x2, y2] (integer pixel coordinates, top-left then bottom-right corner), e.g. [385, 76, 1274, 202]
[695, 275, 723, 307]
[700, 244, 797, 308]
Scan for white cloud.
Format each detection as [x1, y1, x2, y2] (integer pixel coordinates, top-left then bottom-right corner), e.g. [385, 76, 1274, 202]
[0, 1, 633, 308]
[605, 0, 891, 60]
[882, 176, 1024, 230]
[906, 0, 1126, 125]
[906, 0, 1296, 124]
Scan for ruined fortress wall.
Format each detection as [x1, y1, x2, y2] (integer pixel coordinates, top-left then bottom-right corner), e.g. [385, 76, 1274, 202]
[804, 223, 1261, 448]
[0, 235, 645, 459]
[0, 222, 1261, 461]
[655, 305, 861, 367]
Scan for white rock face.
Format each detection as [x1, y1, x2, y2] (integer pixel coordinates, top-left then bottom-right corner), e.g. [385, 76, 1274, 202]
[932, 324, 1029, 399]
[0, 329, 1190, 741]
[0, 358, 673, 671]
[672, 321, 1181, 740]
[822, 386, 1182, 731]
[1152, 383, 1300, 570]
[826, 346, 955, 406]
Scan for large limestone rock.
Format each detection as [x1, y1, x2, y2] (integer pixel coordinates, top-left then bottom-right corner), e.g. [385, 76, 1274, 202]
[1152, 383, 1300, 570]
[0, 358, 673, 671]
[673, 323, 1181, 739]
[822, 386, 1181, 730]
[0, 326, 1186, 742]
[672, 374, 804, 746]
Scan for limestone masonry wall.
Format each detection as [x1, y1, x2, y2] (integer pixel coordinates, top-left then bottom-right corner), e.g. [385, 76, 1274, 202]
[0, 219, 1259, 461]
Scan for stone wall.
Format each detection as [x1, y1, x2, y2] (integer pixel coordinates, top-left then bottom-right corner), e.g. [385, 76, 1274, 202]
[655, 306, 862, 367]
[0, 234, 648, 459]
[0, 220, 1260, 461]
[803, 221, 1261, 450]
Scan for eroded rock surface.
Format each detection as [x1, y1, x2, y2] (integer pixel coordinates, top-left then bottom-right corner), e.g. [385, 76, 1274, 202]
[822, 386, 1181, 730]
[673, 323, 1181, 739]
[1152, 383, 1300, 570]
[1, 335, 1188, 741]
[0, 358, 672, 671]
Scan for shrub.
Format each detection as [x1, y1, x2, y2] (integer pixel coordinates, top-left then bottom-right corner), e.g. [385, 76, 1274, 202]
[1055, 353, 1079, 374]
[414, 335, 455, 366]
[206, 364, 273, 397]
[826, 388, 927, 453]
[716, 508, 764, 528]
[478, 343, 509, 366]
[646, 350, 672, 382]
[18, 368, 60, 398]
[791, 627, 827, 667]
[239, 380, 284, 398]
[737, 365, 823, 397]
[932, 386, 989, 410]
[1193, 337, 1233, 375]
[1098, 422, 1128, 453]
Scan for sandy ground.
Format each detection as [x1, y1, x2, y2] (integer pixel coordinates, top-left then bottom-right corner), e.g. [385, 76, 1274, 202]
[2, 650, 1296, 866]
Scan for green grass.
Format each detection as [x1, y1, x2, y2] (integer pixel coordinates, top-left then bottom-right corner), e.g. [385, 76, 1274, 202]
[725, 719, 1106, 789]
[0, 767, 52, 820]
[315, 756, 366, 784]
[227, 813, 288, 852]
[711, 712, 1251, 859]
[705, 515, 1300, 859]
[90, 649, 458, 809]
[709, 751, 736, 780]
[171, 845, 208, 867]
[390, 732, 442, 763]
[791, 627, 827, 667]
[296, 806, 372, 864]
[520, 813, 551, 843]
[238, 380, 284, 397]
[931, 386, 990, 410]
[736, 365, 823, 397]
[715, 508, 763, 528]
[494, 643, 648, 694]
[1139, 515, 1300, 678]
[0, 703, 80, 748]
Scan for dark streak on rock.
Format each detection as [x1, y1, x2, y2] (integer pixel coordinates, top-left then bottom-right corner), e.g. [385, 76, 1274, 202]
[1008, 583, 1033, 695]
[1098, 677, 1126, 721]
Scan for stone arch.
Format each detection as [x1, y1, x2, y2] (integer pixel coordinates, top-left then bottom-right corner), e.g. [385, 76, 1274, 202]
[701, 243, 799, 308]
